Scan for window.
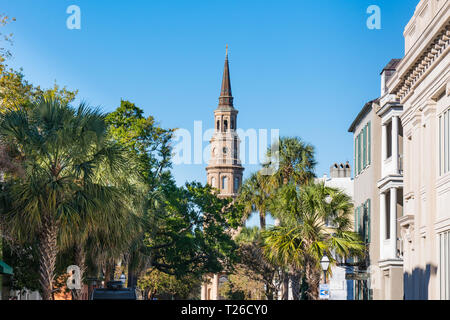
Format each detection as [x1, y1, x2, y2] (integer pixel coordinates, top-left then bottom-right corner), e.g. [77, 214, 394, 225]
[364, 199, 371, 243]
[385, 192, 391, 240]
[440, 108, 450, 176]
[386, 121, 392, 159]
[234, 177, 240, 193]
[233, 137, 238, 164]
[222, 176, 228, 190]
[231, 119, 235, 130]
[355, 200, 371, 243]
[217, 120, 220, 131]
[355, 121, 371, 177]
[224, 120, 228, 132]
[439, 230, 450, 300]
[211, 177, 216, 188]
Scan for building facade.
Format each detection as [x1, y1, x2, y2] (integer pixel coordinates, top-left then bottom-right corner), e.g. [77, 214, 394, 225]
[387, 0, 450, 300]
[349, 99, 382, 300]
[349, 0, 449, 300]
[201, 48, 244, 300]
[376, 60, 405, 300]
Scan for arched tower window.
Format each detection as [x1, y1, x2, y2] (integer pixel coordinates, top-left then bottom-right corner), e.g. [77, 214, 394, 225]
[224, 120, 228, 132]
[222, 176, 228, 190]
[231, 119, 235, 130]
[217, 120, 220, 131]
[234, 177, 240, 193]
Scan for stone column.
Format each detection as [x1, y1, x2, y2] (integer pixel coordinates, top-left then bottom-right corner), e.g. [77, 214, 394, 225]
[380, 192, 386, 260]
[390, 187, 398, 258]
[392, 116, 399, 173]
[201, 283, 207, 300]
[212, 274, 220, 300]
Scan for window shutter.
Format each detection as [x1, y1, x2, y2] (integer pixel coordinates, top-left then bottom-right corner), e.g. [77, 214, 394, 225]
[358, 134, 362, 174]
[363, 126, 367, 168]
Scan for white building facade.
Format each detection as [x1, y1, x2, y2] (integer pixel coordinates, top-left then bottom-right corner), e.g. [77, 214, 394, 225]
[386, 0, 449, 300]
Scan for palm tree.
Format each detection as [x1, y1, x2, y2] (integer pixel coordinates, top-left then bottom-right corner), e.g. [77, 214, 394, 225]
[263, 136, 316, 299]
[266, 136, 316, 187]
[0, 98, 131, 299]
[238, 172, 272, 230]
[262, 182, 365, 300]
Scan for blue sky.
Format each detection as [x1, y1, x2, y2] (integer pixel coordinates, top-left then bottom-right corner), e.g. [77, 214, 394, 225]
[2, 0, 417, 198]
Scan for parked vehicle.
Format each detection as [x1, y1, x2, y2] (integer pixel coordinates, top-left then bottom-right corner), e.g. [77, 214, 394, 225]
[91, 281, 138, 300]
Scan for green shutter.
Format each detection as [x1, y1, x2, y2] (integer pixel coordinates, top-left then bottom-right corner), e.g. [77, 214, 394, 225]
[368, 121, 371, 165]
[363, 126, 367, 168]
[358, 134, 362, 174]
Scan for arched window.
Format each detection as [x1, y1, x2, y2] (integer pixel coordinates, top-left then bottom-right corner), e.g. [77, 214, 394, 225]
[224, 120, 228, 132]
[222, 176, 228, 190]
[217, 120, 220, 131]
[234, 177, 240, 193]
[231, 119, 235, 130]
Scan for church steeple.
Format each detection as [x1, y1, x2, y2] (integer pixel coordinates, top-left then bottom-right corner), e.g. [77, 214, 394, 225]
[219, 45, 234, 108]
[206, 46, 244, 200]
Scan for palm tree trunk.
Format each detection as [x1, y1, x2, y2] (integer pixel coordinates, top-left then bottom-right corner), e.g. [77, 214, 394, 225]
[280, 272, 289, 300]
[290, 267, 302, 300]
[104, 259, 115, 286]
[72, 242, 86, 300]
[305, 258, 321, 300]
[259, 211, 266, 230]
[127, 268, 137, 288]
[38, 214, 58, 300]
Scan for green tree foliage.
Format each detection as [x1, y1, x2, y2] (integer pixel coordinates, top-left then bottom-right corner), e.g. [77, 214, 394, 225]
[226, 227, 281, 300]
[145, 182, 241, 278]
[266, 136, 316, 187]
[105, 100, 175, 184]
[1, 241, 40, 294]
[138, 268, 200, 300]
[262, 182, 365, 300]
[238, 172, 272, 230]
[0, 14, 15, 61]
[0, 98, 133, 299]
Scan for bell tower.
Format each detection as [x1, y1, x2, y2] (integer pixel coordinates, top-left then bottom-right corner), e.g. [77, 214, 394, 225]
[201, 46, 245, 301]
[206, 46, 244, 198]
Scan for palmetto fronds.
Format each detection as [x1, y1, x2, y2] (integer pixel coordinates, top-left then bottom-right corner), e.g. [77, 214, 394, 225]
[0, 98, 135, 299]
